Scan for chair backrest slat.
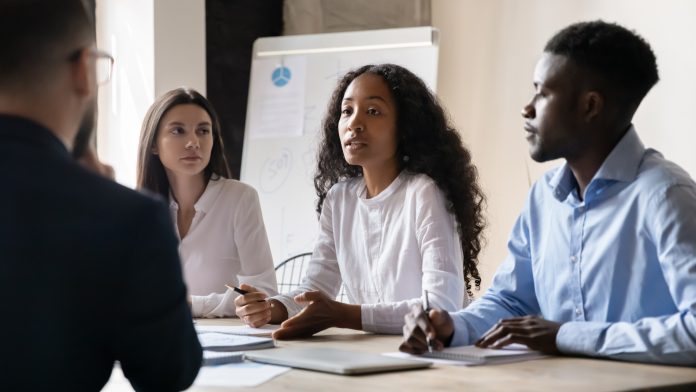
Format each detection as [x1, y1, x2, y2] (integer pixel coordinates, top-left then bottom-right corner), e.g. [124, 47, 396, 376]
[275, 252, 348, 302]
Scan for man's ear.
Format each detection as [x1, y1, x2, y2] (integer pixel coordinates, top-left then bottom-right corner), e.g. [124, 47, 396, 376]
[581, 91, 604, 122]
[70, 48, 95, 99]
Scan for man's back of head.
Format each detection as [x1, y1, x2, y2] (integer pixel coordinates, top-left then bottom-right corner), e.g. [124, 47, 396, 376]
[0, 0, 93, 90]
[0, 0, 96, 148]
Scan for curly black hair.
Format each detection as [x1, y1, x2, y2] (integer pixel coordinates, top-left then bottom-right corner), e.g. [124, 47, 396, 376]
[545, 20, 659, 109]
[314, 64, 486, 296]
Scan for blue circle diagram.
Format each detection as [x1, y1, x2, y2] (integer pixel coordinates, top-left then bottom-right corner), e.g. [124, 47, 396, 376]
[271, 66, 291, 87]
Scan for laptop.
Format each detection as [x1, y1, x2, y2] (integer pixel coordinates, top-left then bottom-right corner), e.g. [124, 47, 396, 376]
[244, 347, 432, 375]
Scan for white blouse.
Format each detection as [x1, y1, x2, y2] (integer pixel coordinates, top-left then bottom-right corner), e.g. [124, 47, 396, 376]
[273, 171, 467, 334]
[170, 178, 277, 318]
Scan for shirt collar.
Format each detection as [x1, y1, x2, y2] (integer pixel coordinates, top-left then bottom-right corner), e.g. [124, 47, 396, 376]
[593, 125, 645, 182]
[548, 126, 645, 201]
[194, 177, 223, 213]
[357, 170, 406, 204]
[169, 176, 224, 213]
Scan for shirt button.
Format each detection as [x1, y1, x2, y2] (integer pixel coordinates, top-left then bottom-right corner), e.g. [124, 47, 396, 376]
[575, 307, 582, 316]
[570, 255, 577, 263]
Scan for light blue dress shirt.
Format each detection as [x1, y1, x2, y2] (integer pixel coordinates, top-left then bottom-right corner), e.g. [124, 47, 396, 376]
[450, 127, 696, 365]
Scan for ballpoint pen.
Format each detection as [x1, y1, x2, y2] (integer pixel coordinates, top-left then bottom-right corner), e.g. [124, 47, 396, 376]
[226, 284, 250, 295]
[226, 284, 272, 305]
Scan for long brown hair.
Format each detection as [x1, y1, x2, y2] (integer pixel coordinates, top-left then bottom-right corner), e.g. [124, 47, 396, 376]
[136, 87, 230, 198]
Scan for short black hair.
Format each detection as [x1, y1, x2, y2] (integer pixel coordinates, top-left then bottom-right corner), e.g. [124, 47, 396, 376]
[545, 20, 659, 107]
[0, 0, 94, 89]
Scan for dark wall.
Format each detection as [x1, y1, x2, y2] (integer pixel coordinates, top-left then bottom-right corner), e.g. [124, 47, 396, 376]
[206, 0, 284, 179]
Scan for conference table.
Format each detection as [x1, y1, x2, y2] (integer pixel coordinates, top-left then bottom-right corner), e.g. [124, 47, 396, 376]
[105, 318, 696, 391]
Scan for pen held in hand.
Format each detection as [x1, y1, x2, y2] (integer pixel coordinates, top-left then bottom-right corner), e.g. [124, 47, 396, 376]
[226, 284, 272, 305]
[422, 289, 436, 353]
[225, 284, 250, 295]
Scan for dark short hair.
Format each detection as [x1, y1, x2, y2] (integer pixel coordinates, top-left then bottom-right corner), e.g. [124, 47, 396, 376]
[136, 88, 231, 198]
[545, 20, 659, 107]
[0, 0, 94, 89]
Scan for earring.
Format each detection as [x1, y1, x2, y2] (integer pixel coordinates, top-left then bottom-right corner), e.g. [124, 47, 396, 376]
[402, 155, 410, 162]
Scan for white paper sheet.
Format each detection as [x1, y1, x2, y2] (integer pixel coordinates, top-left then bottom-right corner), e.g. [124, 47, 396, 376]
[195, 362, 291, 387]
[247, 56, 307, 139]
[102, 361, 291, 390]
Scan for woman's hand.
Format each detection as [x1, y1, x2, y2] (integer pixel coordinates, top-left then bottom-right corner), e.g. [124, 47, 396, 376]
[234, 283, 287, 327]
[272, 290, 361, 339]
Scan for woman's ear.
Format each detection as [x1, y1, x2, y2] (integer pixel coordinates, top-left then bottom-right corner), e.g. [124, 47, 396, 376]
[151, 144, 159, 155]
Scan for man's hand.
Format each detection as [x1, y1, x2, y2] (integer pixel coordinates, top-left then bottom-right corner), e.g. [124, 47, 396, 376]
[475, 315, 562, 354]
[272, 290, 359, 339]
[399, 304, 455, 355]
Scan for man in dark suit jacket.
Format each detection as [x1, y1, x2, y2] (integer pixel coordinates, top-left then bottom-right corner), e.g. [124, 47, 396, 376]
[0, 1, 202, 390]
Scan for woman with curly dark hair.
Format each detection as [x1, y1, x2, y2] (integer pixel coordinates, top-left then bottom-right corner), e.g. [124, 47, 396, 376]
[235, 64, 486, 339]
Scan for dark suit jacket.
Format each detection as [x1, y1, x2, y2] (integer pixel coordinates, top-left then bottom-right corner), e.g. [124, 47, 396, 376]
[0, 115, 202, 390]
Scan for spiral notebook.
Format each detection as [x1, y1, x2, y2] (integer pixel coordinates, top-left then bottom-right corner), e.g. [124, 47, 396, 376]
[421, 344, 546, 365]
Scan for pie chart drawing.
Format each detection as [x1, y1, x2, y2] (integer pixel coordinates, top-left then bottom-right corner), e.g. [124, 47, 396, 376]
[271, 66, 292, 87]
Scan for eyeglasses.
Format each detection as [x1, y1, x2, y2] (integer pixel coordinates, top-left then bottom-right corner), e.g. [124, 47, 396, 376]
[68, 48, 115, 86]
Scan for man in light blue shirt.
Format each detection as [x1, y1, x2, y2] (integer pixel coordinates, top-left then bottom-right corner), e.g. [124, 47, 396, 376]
[400, 20, 696, 366]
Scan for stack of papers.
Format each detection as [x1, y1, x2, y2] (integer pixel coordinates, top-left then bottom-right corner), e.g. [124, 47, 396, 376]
[197, 332, 275, 352]
[195, 324, 279, 337]
[203, 351, 244, 366]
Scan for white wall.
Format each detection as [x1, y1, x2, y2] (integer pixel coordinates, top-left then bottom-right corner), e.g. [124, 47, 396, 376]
[96, 0, 155, 187]
[432, 0, 696, 293]
[96, 0, 206, 188]
[154, 0, 206, 97]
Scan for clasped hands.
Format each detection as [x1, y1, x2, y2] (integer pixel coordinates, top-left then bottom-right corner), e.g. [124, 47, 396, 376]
[234, 284, 357, 339]
[399, 304, 562, 355]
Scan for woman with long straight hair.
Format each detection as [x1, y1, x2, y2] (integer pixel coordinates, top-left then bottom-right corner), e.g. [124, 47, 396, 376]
[137, 87, 277, 318]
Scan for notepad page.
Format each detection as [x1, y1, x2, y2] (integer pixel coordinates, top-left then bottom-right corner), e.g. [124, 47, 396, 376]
[422, 344, 544, 364]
